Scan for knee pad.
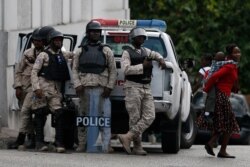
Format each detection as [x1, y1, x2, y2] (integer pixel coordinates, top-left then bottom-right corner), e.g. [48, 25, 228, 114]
[51, 108, 65, 127]
[55, 108, 65, 120]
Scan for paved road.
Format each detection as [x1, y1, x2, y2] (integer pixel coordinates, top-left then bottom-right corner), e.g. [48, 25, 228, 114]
[0, 145, 249, 167]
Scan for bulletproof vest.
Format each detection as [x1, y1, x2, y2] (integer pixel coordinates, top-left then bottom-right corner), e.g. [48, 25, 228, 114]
[78, 44, 107, 74]
[125, 47, 153, 84]
[38, 50, 70, 81]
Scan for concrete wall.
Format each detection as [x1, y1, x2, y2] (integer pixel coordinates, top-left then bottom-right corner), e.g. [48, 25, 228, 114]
[0, 0, 130, 129]
[0, 0, 130, 31]
[0, 31, 8, 128]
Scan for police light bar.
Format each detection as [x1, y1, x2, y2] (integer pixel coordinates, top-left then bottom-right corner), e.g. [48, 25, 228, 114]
[92, 19, 167, 32]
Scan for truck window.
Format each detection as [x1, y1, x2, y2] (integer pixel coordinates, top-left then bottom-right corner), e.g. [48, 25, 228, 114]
[106, 35, 132, 57]
[105, 35, 167, 58]
[143, 37, 167, 58]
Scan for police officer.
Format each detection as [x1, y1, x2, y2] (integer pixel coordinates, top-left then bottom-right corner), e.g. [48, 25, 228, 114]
[72, 20, 117, 153]
[8, 28, 45, 149]
[31, 29, 73, 153]
[118, 27, 167, 155]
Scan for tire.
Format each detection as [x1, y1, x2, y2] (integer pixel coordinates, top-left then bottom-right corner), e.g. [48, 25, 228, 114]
[161, 111, 182, 154]
[180, 109, 197, 149]
[241, 133, 250, 145]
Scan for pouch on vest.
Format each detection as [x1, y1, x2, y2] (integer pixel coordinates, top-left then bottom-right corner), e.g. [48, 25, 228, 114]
[38, 50, 70, 81]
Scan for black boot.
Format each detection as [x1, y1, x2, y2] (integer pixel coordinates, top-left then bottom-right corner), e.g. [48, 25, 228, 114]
[7, 132, 26, 149]
[54, 109, 66, 153]
[25, 133, 36, 149]
[34, 108, 48, 151]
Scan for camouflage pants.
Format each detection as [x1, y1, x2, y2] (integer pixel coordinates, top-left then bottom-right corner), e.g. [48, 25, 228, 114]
[19, 92, 47, 133]
[20, 89, 62, 133]
[18, 91, 27, 109]
[31, 91, 62, 113]
[78, 87, 111, 152]
[124, 86, 155, 136]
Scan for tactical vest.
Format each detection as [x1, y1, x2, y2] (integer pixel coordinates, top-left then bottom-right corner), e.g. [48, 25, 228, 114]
[78, 44, 107, 74]
[38, 50, 70, 81]
[125, 47, 153, 84]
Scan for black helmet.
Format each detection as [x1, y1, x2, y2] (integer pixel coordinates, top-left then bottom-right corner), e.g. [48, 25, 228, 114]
[86, 21, 102, 33]
[39, 26, 55, 41]
[31, 28, 42, 40]
[47, 29, 64, 42]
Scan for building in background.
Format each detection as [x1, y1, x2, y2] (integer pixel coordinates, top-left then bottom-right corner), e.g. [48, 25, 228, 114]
[0, 0, 129, 130]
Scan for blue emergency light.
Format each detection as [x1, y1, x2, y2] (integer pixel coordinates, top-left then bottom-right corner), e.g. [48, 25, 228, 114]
[136, 19, 167, 32]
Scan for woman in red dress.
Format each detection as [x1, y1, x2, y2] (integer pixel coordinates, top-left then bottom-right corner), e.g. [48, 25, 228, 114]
[197, 43, 241, 158]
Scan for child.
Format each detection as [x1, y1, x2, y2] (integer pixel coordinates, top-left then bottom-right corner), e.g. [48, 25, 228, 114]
[192, 53, 213, 93]
[204, 52, 226, 115]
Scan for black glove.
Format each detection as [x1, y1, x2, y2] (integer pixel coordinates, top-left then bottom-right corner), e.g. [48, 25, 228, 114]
[75, 85, 84, 96]
[102, 87, 112, 98]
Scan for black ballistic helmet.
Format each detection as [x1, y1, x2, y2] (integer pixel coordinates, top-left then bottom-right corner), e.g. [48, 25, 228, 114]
[31, 28, 42, 41]
[39, 26, 55, 41]
[47, 29, 64, 43]
[86, 20, 102, 33]
[39, 26, 55, 46]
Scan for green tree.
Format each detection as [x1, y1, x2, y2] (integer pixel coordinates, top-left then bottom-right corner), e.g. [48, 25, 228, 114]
[130, 0, 250, 93]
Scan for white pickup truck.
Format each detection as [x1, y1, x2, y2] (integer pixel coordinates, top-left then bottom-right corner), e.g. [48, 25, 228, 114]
[66, 19, 197, 153]
[15, 19, 197, 153]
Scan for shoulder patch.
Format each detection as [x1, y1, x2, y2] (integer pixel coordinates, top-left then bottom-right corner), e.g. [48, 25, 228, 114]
[35, 59, 41, 64]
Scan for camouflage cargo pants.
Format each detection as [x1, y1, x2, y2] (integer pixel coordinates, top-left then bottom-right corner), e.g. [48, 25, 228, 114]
[19, 92, 47, 134]
[124, 86, 155, 136]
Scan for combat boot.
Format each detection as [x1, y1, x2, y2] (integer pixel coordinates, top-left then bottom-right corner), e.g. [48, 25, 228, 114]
[76, 127, 86, 152]
[76, 144, 85, 152]
[56, 146, 66, 153]
[107, 144, 114, 153]
[118, 131, 134, 154]
[54, 109, 66, 153]
[36, 142, 48, 151]
[34, 108, 48, 151]
[102, 142, 114, 153]
[132, 136, 147, 155]
[7, 132, 26, 149]
[25, 133, 36, 149]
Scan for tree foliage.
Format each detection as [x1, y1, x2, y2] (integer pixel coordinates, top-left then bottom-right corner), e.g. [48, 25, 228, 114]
[130, 0, 250, 93]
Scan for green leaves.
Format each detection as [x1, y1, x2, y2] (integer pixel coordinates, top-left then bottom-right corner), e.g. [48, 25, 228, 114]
[130, 0, 250, 93]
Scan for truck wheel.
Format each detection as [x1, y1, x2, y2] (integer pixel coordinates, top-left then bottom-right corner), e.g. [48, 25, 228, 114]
[161, 111, 181, 153]
[161, 131, 180, 153]
[180, 109, 197, 149]
[241, 134, 250, 145]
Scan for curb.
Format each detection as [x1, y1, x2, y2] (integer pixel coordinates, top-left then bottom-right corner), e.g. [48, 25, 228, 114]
[0, 127, 18, 149]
